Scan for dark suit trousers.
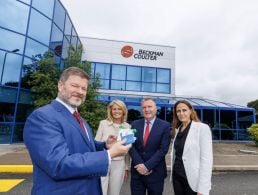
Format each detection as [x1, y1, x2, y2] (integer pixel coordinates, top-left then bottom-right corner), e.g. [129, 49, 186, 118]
[131, 176, 164, 195]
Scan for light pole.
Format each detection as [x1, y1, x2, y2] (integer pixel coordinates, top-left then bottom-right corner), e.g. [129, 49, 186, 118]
[0, 49, 20, 85]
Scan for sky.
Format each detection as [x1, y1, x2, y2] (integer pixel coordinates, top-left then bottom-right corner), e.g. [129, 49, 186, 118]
[61, 0, 258, 106]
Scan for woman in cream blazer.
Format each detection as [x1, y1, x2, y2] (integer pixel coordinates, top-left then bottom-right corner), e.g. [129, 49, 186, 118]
[171, 100, 213, 195]
[95, 99, 130, 195]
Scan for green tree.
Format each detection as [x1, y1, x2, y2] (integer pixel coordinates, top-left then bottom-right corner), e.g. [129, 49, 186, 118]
[247, 99, 258, 114]
[23, 45, 106, 135]
[247, 124, 258, 146]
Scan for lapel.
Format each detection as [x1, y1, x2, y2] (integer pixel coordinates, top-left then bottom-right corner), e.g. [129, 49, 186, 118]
[183, 121, 197, 154]
[138, 119, 145, 146]
[82, 119, 96, 150]
[51, 100, 93, 150]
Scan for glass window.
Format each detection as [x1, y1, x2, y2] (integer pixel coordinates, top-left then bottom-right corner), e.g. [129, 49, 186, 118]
[17, 91, 33, 122]
[64, 15, 72, 37]
[50, 24, 63, 57]
[142, 82, 155, 92]
[28, 9, 51, 45]
[62, 37, 69, 59]
[142, 67, 156, 82]
[71, 36, 78, 48]
[111, 80, 125, 90]
[157, 68, 170, 83]
[71, 27, 78, 47]
[1, 53, 22, 87]
[112, 65, 126, 80]
[99, 79, 109, 89]
[95, 63, 110, 79]
[20, 57, 35, 89]
[157, 84, 170, 93]
[12, 124, 25, 143]
[127, 66, 141, 81]
[32, 0, 54, 18]
[25, 38, 49, 58]
[0, 87, 17, 104]
[0, 28, 25, 54]
[53, 0, 65, 31]
[0, 0, 29, 34]
[0, 124, 12, 144]
[126, 81, 141, 91]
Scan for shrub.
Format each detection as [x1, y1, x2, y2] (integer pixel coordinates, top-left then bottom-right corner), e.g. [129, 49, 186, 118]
[247, 124, 258, 146]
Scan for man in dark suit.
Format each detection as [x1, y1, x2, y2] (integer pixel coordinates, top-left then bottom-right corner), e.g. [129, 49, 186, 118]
[129, 98, 171, 195]
[23, 67, 131, 195]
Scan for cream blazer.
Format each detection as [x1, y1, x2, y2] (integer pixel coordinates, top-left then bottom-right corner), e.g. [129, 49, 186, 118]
[171, 121, 213, 195]
[95, 119, 131, 169]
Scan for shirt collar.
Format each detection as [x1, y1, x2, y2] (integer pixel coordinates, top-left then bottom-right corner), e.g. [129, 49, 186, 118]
[145, 117, 156, 125]
[56, 97, 76, 114]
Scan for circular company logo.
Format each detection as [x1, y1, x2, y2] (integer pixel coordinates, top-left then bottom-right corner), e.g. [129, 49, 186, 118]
[121, 45, 134, 58]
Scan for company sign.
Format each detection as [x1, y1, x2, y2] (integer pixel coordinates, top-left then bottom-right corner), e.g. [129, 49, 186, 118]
[121, 45, 163, 61]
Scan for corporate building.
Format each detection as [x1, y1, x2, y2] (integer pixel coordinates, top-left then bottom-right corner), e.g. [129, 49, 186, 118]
[0, 1, 256, 144]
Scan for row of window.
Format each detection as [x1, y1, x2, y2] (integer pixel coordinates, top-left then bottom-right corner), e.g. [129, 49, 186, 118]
[91, 62, 171, 93]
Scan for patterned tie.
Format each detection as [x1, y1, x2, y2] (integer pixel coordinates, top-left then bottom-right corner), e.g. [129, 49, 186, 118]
[73, 111, 90, 140]
[143, 121, 150, 146]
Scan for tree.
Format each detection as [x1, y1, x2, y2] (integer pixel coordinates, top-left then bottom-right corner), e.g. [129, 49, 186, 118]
[247, 124, 258, 146]
[247, 99, 258, 114]
[23, 45, 106, 135]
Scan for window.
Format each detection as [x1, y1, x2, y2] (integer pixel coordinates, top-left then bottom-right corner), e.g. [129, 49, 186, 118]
[127, 66, 141, 81]
[142, 82, 155, 92]
[111, 80, 125, 90]
[32, 0, 54, 18]
[0, 0, 29, 34]
[64, 15, 72, 37]
[28, 9, 51, 45]
[157, 83, 170, 93]
[50, 24, 63, 57]
[90, 63, 171, 94]
[142, 67, 156, 82]
[1, 53, 22, 86]
[53, 0, 65, 31]
[112, 65, 126, 80]
[157, 68, 170, 83]
[95, 63, 110, 79]
[126, 81, 141, 91]
[0, 28, 25, 55]
[25, 38, 48, 58]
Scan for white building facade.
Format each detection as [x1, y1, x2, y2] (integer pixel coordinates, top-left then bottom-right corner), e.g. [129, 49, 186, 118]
[81, 37, 175, 99]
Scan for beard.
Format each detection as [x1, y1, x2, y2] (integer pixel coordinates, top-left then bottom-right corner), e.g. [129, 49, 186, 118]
[59, 91, 86, 108]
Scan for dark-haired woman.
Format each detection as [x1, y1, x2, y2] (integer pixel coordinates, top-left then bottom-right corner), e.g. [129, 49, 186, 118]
[171, 100, 213, 195]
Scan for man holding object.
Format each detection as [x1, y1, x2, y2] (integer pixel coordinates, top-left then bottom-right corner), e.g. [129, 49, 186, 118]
[23, 67, 131, 195]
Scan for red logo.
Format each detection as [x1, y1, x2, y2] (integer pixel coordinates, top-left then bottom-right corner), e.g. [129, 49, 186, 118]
[121, 45, 134, 58]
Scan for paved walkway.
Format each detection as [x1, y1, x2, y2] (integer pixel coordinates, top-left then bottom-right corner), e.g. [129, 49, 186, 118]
[0, 142, 258, 172]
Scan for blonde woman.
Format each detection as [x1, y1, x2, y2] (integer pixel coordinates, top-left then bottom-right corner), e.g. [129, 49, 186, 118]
[95, 99, 130, 195]
[171, 100, 213, 195]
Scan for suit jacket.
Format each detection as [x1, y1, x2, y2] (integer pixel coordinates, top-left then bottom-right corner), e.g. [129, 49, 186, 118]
[171, 121, 213, 195]
[129, 118, 171, 183]
[23, 100, 109, 195]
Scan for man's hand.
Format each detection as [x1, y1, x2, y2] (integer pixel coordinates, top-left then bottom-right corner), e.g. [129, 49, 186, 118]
[134, 164, 152, 175]
[109, 139, 131, 158]
[105, 135, 117, 149]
